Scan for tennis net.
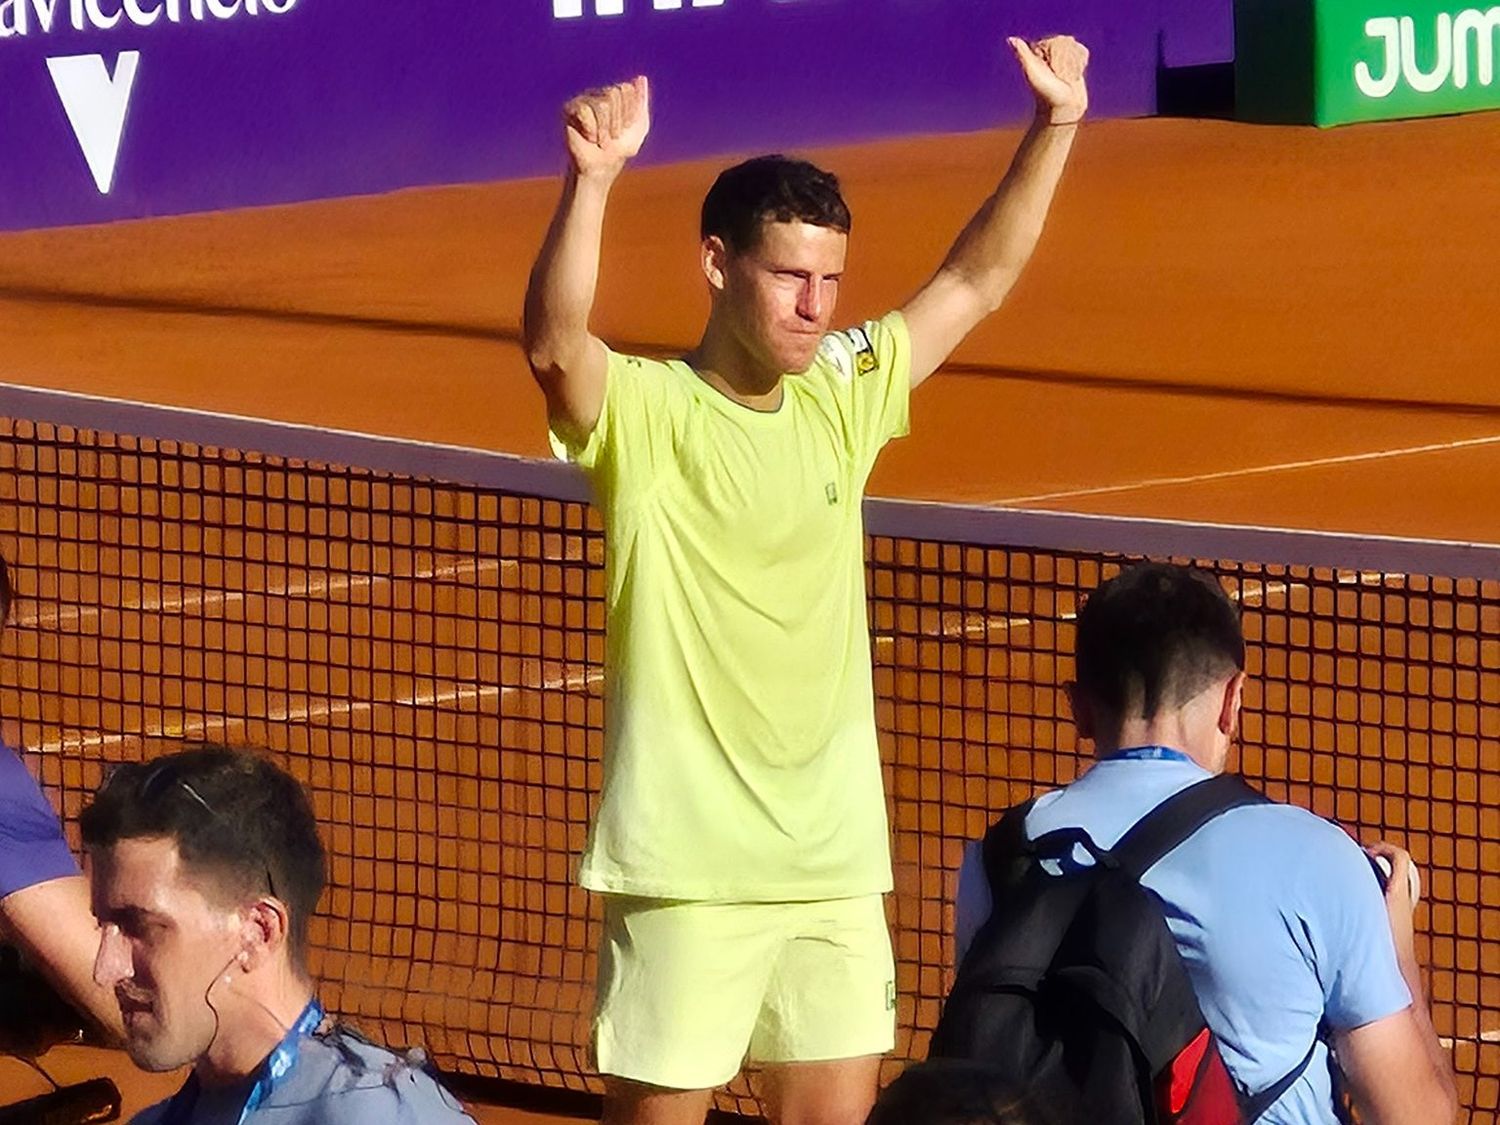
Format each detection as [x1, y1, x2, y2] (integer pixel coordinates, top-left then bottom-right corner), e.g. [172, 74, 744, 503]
[1, 383, 1497, 1120]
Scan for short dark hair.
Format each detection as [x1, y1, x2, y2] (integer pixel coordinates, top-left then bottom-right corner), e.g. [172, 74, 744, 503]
[867, 1061, 1066, 1125]
[1074, 563, 1245, 722]
[701, 155, 851, 252]
[80, 746, 326, 966]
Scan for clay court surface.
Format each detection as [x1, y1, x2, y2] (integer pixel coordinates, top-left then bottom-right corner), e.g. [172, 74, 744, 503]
[1, 112, 1499, 1121]
[1, 112, 1499, 540]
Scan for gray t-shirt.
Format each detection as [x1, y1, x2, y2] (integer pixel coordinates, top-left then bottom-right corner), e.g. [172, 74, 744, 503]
[132, 1031, 477, 1124]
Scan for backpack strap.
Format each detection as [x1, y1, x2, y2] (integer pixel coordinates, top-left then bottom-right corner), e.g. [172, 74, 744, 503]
[980, 798, 1036, 902]
[1243, 1034, 1321, 1121]
[1110, 773, 1269, 881]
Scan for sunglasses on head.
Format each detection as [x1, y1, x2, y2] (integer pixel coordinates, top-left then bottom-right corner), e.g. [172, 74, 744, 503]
[114, 756, 282, 903]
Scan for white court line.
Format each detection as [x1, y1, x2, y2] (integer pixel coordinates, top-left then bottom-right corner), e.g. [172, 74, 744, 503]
[29, 667, 603, 756]
[1237, 579, 1289, 607]
[1233, 570, 1399, 613]
[872, 606, 1080, 651]
[869, 571, 1376, 652]
[15, 558, 509, 629]
[9, 549, 599, 630]
[1441, 1029, 1500, 1048]
[873, 615, 1037, 650]
[995, 433, 1500, 506]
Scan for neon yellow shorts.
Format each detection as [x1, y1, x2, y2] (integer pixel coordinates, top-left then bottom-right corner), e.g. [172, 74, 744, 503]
[593, 894, 896, 1090]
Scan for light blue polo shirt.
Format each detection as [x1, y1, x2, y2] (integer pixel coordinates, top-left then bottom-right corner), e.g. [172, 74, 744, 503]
[132, 1026, 477, 1124]
[954, 754, 1412, 1125]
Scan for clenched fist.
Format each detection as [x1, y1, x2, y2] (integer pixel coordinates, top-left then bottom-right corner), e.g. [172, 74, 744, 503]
[1009, 35, 1090, 126]
[564, 76, 651, 180]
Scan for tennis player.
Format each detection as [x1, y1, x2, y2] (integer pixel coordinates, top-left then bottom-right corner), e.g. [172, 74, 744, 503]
[523, 36, 1089, 1125]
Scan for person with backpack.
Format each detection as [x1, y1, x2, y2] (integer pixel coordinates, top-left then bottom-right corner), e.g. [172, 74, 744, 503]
[866, 1059, 1064, 1125]
[940, 562, 1457, 1124]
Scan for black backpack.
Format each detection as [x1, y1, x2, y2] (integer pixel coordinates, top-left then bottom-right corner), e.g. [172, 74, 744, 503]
[930, 774, 1321, 1124]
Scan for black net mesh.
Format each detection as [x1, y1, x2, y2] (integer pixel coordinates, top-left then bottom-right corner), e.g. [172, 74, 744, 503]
[2, 415, 1497, 1119]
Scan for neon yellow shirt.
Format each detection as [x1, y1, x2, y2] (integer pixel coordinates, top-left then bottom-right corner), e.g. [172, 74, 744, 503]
[552, 313, 911, 900]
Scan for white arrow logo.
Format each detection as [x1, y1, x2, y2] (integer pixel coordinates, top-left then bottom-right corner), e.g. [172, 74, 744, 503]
[46, 51, 141, 195]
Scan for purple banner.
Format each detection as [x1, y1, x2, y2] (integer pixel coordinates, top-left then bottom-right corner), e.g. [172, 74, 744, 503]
[0, 0, 1232, 232]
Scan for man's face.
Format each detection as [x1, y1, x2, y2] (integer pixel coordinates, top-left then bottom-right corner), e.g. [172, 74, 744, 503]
[90, 837, 245, 1072]
[716, 220, 848, 375]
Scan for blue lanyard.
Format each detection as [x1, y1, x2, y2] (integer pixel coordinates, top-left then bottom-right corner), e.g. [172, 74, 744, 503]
[241, 998, 325, 1120]
[1102, 745, 1194, 764]
[160, 998, 325, 1125]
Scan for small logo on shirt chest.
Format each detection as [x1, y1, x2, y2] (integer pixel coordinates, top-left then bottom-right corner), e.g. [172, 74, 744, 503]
[825, 482, 839, 505]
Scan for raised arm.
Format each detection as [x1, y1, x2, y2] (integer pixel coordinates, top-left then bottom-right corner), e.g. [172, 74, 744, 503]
[522, 77, 651, 447]
[902, 36, 1089, 389]
[1335, 844, 1458, 1125]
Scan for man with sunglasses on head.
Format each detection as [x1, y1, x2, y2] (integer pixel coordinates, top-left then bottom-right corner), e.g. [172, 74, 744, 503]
[82, 745, 475, 1123]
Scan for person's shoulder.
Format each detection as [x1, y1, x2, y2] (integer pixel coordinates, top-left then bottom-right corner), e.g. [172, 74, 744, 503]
[1225, 796, 1354, 846]
[0, 750, 55, 824]
[814, 316, 904, 385]
[270, 1031, 476, 1123]
[603, 349, 694, 415]
[1213, 797, 1375, 890]
[0, 740, 78, 900]
[128, 1099, 170, 1125]
[0, 739, 38, 792]
[607, 348, 663, 368]
[606, 348, 679, 382]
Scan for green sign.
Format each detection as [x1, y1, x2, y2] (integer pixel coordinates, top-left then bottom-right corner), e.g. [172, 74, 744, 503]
[1237, 0, 1500, 125]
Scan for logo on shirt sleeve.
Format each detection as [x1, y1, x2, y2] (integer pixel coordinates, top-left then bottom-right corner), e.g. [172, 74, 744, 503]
[845, 327, 879, 376]
[818, 326, 880, 383]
